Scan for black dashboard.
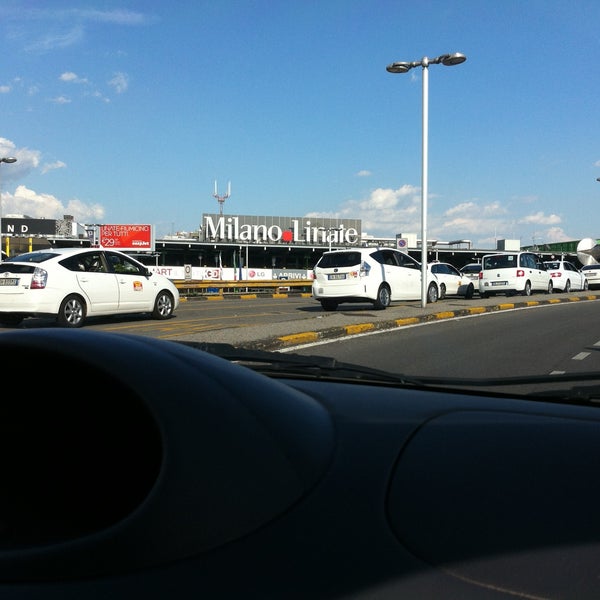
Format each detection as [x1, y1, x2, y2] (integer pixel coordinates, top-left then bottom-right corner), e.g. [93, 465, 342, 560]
[1, 328, 599, 598]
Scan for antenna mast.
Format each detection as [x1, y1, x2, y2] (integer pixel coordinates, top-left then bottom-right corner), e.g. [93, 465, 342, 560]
[213, 180, 231, 215]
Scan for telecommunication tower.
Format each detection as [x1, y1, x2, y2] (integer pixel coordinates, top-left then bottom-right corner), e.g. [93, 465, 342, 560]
[213, 180, 231, 215]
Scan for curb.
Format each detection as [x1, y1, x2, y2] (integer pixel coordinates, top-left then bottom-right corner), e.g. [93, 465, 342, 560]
[240, 294, 600, 352]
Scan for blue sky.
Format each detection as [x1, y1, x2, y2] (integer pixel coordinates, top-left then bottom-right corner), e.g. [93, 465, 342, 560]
[0, 0, 599, 247]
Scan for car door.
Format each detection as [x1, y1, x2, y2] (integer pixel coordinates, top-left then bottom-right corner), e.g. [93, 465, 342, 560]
[386, 250, 421, 300]
[105, 251, 155, 311]
[532, 254, 549, 291]
[433, 263, 460, 296]
[73, 251, 120, 312]
[565, 262, 583, 290]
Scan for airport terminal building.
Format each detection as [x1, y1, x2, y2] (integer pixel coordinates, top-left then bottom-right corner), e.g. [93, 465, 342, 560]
[0, 212, 594, 281]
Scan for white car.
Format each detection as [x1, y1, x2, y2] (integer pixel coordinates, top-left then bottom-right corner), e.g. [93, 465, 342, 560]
[459, 263, 482, 289]
[479, 251, 552, 297]
[543, 259, 588, 293]
[0, 247, 180, 328]
[312, 247, 439, 310]
[581, 263, 600, 290]
[429, 262, 475, 299]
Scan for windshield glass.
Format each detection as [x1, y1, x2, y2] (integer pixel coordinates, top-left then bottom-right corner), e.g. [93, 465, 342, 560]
[0, 5, 598, 402]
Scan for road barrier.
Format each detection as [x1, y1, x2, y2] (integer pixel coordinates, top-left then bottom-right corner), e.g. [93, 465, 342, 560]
[174, 280, 312, 297]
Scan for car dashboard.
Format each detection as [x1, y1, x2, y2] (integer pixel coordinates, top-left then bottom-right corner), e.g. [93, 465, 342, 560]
[1, 329, 599, 599]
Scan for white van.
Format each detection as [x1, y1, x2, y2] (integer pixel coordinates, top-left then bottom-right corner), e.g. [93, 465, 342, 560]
[479, 251, 552, 297]
[312, 248, 439, 311]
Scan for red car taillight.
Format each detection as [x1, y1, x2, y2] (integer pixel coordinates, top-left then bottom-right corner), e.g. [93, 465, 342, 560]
[516, 269, 525, 278]
[30, 267, 48, 289]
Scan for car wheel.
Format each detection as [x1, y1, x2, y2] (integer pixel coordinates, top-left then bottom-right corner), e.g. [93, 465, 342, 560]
[564, 280, 571, 293]
[584, 280, 589, 291]
[481, 291, 490, 299]
[57, 294, 86, 328]
[465, 283, 474, 299]
[546, 280, 553, 294]
[0, 313, 23, 327]
[439, 283, 446, 300]
[522, 281, 532, 296]
[373, 284, 391, 310]
[320, 299, 338, 311]
[152, 291, 175, 320]
[426, 282, 439, 304]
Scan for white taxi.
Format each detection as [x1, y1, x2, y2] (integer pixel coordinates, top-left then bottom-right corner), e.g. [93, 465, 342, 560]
[0, 247, 179, 328]
[312, 248, 439, 310]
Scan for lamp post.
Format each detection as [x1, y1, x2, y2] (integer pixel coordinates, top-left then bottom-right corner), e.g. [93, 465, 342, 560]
[386, 53, 466, 307]
[327, 227, 341, 252]
[0, 157, 17, 262]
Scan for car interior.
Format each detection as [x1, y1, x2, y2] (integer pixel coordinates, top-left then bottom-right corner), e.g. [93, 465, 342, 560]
[2, 328, 600, 599]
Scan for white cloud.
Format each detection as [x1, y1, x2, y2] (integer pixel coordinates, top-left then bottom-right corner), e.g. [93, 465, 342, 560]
[108, 72, 128, 94]
[3, 185, 104, 222]
[519, 212, 561, 226]
[41, 161, 66, 174]
[50, 95, 71, 104]
[59, 71, 88, 84]
[24, 26, 84, 53]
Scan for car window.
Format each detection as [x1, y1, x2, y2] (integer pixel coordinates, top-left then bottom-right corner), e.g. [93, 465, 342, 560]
[75, 252, 108, 273]
[483, 254, 516, 270]
[544, 261, 559, 270]
[106, 252, 146, 275]
[432, 263, 453, 275]
[533, 256, 545, 270]
[6, 251, 58, 263]
[461, 264, 481, 274]
[521, 254, 534, 269]
[317, 252, 362, 269]
[395, 252, 418, 268]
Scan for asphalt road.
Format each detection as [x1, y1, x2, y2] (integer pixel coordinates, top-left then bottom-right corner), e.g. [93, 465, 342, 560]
[2, 290, 599, 350]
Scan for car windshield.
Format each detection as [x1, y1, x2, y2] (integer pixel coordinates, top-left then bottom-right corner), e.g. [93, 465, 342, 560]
[482, 254, 517, 269]
[316, 251, 362, 268]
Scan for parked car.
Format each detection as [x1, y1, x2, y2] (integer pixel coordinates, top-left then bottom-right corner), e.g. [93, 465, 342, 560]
[479, 251, 552, 297]
[581, 263, 600, 290]
[0, 247, 179, 328]
[428, 261, 474, 299]
[459, 262, 482, 289]
[543, 259, 588, 292]
[312, 248, 439, 310]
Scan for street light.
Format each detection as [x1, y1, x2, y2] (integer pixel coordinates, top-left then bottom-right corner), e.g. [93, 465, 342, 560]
[0, 157, 17, 262]
[387, 53, 466, 307]
[327, 227, 341, 252]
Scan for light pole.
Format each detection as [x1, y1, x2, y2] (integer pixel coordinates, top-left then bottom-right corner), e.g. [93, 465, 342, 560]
[327, 227, 341, 252]
[0, 157, 17, 262]
[387, 53, 466, 307]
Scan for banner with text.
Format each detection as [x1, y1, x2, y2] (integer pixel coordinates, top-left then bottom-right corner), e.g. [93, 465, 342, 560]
[99, 224, 154, 251]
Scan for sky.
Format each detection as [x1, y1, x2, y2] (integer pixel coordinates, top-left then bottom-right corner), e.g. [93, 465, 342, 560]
[0, 0, 599, 248]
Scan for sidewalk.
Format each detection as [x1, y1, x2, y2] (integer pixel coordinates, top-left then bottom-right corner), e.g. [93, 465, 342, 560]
[176, 292, 600, 351]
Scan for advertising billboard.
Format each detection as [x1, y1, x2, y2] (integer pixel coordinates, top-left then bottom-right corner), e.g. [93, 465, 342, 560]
[99, 224, 154, 251]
